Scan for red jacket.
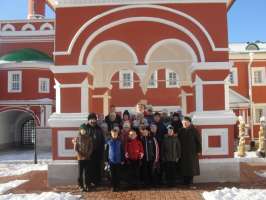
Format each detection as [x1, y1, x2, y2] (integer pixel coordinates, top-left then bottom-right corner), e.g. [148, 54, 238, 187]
[125, 138, 144, 160]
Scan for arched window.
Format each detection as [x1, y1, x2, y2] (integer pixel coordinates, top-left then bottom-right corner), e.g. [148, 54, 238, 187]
[21, 24, 36, 31]
[246, 43, 260, 51]
[40, 23, 54, 31]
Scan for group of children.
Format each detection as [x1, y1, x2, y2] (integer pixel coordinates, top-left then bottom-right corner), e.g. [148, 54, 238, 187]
[74, 108, 201, 192]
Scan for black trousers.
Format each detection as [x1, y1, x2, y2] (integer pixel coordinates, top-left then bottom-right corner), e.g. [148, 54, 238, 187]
[164, 161, 177, 186]
[128, 160, 141, 186]
[183, 176, 194, 186]
[110, 163, 121, 189]
[89, 153, 103, 185]
[141, 161, 154, 185]
[78, 160, 91, 188]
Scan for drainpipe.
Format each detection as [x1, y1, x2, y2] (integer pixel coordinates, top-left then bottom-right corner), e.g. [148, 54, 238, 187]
[248, 52, 254, 140]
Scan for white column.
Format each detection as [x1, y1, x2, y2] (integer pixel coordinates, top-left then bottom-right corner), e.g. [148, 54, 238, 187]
[81, 79, 89, 113]
[40, 106, 45, 127]
[195, 75, 203, 112]
[224, 77, 230, 111]
[180, 90, 187, 115]
[54, 79, 61, 113]
[45, 105, 52, 126]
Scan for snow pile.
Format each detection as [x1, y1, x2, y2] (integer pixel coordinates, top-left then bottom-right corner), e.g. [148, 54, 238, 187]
[0, 164, 47, 177]
[0, 180, 28, 194]
[202, 187, 266, 200]
[254, 171, 266, 178]
[0, 192, 81, 200]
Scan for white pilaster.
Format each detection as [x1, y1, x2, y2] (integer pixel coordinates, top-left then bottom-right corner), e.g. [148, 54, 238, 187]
[224, 77, 230, 111]
[55, 79, 61, 113]
[195, 75, 203, 112]
[81, 79, 89, 113]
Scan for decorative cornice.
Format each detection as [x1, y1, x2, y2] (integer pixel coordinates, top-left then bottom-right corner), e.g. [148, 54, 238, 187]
[51, 0, 227, 7]
[0, 61, 53, 70]
[50, 65, 94, 74]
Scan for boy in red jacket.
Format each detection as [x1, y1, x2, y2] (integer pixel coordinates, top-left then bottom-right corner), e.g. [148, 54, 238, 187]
[125, 129, 144, 188]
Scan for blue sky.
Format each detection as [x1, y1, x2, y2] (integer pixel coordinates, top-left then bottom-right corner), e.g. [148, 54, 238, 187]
[0, 0, 265, 43]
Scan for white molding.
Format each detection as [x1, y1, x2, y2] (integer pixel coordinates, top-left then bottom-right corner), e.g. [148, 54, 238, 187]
[0, 37, 55, 43]
[190, 62, 232, 73]
[0, 61, 53, 70]
[21, 23, 36, 31]
[115, 105, 182, 114]
[192, 80, 225, 86]
[145, 38, 199, 63]
[87, 40, 138, 65]
[195, 75, 203, 112]
[180, 89, 187, 115]
[48, 113, 88, 127]
[52, 0, 227, 7]
[8, 71, 22, 93]
[0, 30, 55, 37]
[1, 24, 16, 31]
[79, 17, 205, 64]
[55, 79, 61, 113]
[191, 110, 237, 125]
[0, 19, 54, 23]
[58, 131, 78, 157]
[229, 89, 250, 108]
[0, 98, 54, 105]
[50, 65, 94, 74]
[38, 78, 50, 93]
[119, 69, 134, 89]
[81, 79, 89, 113]
[202, 128, 228, 156]
[53, 4, 227, 57]
[40, 22, 54, 31]
[224, 78, 230, 110]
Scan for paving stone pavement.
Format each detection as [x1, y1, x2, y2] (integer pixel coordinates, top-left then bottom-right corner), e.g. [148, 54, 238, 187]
[1, 162, 266, 200]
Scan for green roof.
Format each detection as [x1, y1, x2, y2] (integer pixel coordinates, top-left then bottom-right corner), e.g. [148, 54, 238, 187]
[0, 48, 53, 63]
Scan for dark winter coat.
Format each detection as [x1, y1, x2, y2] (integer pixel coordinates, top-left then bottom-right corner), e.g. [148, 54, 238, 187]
[140, 136, 159, 162]
[161, 134, 181, 162]
[85, 123, 105, 160]
[152, 121, 167, 145]
[106, 138, 124, 164]
[74, 134, 93, 160]
[125, 138, 144, 160]
[178, 126, 202, 176]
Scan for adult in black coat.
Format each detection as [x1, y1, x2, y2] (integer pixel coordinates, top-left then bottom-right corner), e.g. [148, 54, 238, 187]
[178, 116, 202, 186]
[86, 113, 105, 188]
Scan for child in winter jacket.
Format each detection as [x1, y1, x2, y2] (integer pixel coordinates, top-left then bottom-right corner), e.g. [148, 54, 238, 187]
[73, 124, 93, 192]
[140, 127, 159, 186]
[125, 129, 144, 188]
[161, 124, 181, 187]
[106, 128, 124, 192]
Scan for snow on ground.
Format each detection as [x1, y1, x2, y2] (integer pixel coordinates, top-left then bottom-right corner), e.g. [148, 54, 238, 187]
[0, 163, 47, 177]
[202, 187, 266, 200]
[0, 148, 51, 163]
[254, 171, 266, 178]
[0, 192, 81, 200]
[0, 180, 28, 194]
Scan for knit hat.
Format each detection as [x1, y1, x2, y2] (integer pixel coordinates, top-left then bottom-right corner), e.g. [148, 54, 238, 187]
[88, 113, 97, 120]
[172, 112, 180, 118]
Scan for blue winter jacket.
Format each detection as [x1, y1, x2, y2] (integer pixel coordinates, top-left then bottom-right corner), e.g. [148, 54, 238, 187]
[106, 139, 124, 164]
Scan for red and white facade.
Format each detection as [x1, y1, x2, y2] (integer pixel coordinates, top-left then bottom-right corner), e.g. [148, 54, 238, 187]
[44, 0, 236, 160]
[1, 0, 265, 172]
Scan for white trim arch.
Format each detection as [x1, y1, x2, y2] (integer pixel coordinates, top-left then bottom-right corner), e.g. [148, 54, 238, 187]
[2, 24, 16, 32]
[54, 4, 228, 56]
[87, 40, 138, 65]
[21, 23, 36, 31]
[40, 22, 54, 31]
[145, 38, 198, 63]
[78, 17, 206, 65]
